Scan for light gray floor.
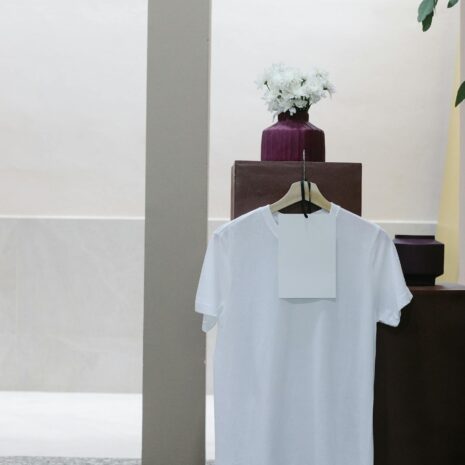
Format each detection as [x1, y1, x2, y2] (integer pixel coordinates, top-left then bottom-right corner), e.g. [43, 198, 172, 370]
[0, 392, 142, 458]
[0, 392, 214, 463]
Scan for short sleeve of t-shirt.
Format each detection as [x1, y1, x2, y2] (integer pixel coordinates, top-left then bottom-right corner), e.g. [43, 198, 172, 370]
[371, 227, 413, 326]
[195, 228, 229, 332]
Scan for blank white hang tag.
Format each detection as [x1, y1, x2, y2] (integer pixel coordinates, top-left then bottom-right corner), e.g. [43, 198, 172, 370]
[278, 210, 337, 299]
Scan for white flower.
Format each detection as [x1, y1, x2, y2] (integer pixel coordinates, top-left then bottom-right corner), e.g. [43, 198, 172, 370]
[256, 63, 335, 118]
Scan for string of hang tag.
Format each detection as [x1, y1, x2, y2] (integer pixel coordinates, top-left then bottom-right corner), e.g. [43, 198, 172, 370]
[300, 149, 309, 218]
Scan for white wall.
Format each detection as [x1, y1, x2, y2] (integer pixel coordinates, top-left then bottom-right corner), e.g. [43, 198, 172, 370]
[0, 0, 146, 217]
[0, 0, 147, 392]
[0, 217, 144, 393]
[209, 0, 459, 223]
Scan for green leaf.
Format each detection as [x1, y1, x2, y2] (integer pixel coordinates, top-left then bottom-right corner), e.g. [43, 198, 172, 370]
[455, 81, 465, 107]
[418, 0, 436, 22]
[447, 0, 459, 7]
[422, 12, 434, 31]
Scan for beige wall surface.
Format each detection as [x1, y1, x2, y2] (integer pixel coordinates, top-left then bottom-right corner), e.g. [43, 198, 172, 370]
[0, 0, 147, 217]
[0, 217, 144, 393]
[0, 1, 147, 393]
[0, 0, 458, 224]
[209, 0, 459, 223]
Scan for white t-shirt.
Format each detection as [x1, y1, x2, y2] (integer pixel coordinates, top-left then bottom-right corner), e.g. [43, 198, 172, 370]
[195, 202, 413, 465]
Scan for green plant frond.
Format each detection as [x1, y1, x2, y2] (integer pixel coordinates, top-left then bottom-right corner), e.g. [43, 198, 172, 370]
[418, 0, 436, 22]
[455, 81, 465, 107]
[422, 12, 434, 31]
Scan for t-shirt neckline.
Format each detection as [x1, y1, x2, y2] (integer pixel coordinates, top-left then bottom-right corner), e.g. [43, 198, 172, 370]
[261, 201, 340, 238]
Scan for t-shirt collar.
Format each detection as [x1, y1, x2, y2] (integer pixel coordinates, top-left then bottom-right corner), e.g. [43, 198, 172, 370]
[261, 202, 340, 238]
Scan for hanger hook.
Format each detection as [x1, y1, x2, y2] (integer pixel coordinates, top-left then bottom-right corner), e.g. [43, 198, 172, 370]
[301, 149, 308, 218]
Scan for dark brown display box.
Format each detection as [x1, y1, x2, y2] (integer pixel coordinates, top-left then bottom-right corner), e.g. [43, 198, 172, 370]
[231, 161, 362, 219]
[374, 284, 465, 465]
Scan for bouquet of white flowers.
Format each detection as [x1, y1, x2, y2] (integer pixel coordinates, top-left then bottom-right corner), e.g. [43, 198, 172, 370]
[256, 63, 335, 118]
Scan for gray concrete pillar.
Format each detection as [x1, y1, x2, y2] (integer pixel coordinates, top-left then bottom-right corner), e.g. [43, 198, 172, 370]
[143, 0, 211, 463]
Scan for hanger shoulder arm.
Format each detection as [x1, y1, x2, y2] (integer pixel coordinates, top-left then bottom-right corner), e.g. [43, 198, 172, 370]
[269, 181, 331, 213]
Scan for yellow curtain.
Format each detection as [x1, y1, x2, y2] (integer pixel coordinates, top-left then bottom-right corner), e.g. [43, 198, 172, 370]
[436, 53, 461, 283]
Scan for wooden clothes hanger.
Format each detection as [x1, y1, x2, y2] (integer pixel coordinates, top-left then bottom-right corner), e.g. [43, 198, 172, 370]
[269, 149, 332, 215]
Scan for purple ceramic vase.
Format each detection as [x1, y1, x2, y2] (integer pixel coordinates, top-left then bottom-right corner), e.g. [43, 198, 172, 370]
[260, 109, 325, 161]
